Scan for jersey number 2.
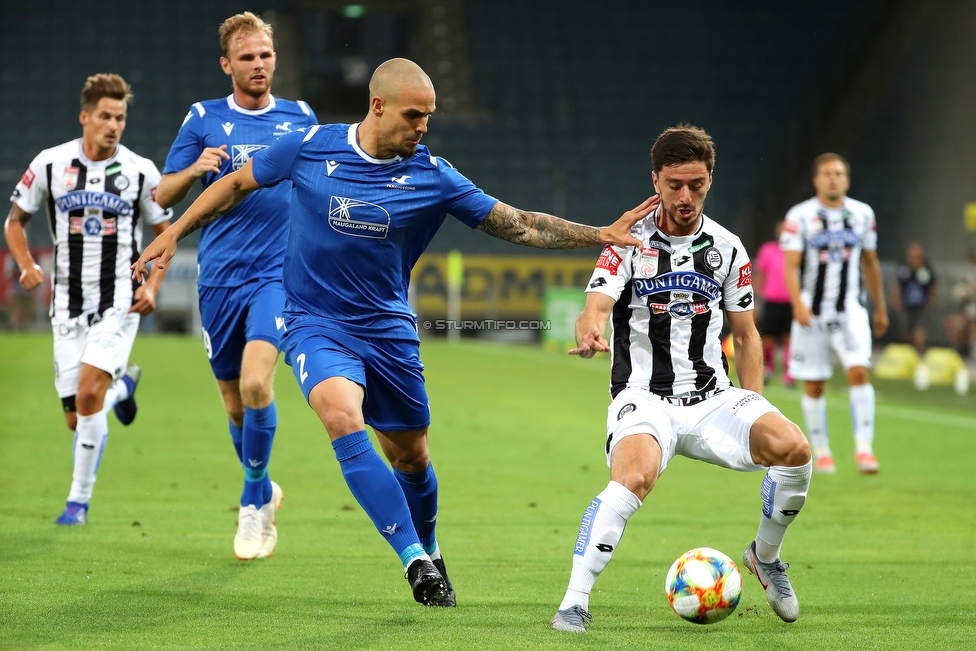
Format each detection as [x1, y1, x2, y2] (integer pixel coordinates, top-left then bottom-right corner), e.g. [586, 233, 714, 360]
[296, 353, 308, 384]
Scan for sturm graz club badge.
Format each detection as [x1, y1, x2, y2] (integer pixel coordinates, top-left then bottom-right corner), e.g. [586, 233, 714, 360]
[704, 247, 723, 269]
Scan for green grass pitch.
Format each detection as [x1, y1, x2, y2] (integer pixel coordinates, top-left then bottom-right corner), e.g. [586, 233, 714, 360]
[1, 331, 975, 650]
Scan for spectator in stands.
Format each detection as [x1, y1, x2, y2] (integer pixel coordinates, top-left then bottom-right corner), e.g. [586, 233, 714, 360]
[754, 221, 793, 387]
[945, 251, 976, 358]
[891, 242, 936, 355]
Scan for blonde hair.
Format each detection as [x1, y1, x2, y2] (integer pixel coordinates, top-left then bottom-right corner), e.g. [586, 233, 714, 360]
[813, 152, 850, 177]
[219, 11, 274, 57]
[80, 73, 133, 111]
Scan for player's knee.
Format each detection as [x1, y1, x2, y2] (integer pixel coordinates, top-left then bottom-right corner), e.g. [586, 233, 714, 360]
[612, 465, 658, 501]
[239, 374, 272, 409]
[774, 421, 811, 467]
[320, 406, 363, 438]
[75, 385, 103, 414]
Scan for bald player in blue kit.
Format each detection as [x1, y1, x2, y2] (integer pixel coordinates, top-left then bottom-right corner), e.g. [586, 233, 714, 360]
[135, 58, 659, 606]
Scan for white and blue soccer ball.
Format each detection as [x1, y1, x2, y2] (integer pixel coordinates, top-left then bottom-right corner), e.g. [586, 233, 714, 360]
[665, 547, 742, 624]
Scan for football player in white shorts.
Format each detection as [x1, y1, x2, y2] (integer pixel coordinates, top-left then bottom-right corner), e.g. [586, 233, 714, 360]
[4, 74, 171, 525]
[551, 126, 811, 633]
[781, 154, 888, 475]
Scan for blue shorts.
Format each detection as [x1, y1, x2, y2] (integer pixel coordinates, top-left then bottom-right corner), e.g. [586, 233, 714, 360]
[199, 279, 286, 381]
[282, 322, 430, 432]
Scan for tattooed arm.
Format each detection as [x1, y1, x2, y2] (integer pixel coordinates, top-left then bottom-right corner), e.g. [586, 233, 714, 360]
[477, 196, 658, 249]
[132, 158, 261, 282]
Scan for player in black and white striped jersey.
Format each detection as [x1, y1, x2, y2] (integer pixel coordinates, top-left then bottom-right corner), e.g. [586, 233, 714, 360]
[780, 153, 889, 475]
[552, 126, 811, 632]
[3, 74, 172, 525]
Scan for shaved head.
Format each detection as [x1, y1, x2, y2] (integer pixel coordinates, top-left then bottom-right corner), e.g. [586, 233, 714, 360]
[368, 58, 434, 104]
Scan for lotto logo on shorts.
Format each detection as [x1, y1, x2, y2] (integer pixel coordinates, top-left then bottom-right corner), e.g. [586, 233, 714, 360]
[21, 168, 35, 189]
[596, 246, 622, 275]
[737, 262, 753, 288]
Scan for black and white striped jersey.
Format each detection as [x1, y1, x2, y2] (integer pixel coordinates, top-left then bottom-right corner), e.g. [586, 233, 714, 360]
[779, 196, 876, 317]
[586, 212, 755, 399]
[11, 139, 171, 321]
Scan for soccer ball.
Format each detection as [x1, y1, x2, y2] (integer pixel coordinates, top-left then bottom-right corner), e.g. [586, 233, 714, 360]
[664, 547, 742, 624]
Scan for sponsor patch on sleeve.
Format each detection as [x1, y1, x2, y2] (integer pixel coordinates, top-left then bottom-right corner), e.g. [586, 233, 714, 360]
[21, 168, 35, 189]
[150, 186, 158, 203]
[596, 246, 622, 275]
[782, 220, 798, 234]
[737, 261, 753, 288]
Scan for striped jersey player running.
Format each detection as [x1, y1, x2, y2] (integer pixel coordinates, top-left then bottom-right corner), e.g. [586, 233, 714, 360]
[780, 153, 889, 475]
[551, 125, 812, 633]
[3, 74, 172, 525]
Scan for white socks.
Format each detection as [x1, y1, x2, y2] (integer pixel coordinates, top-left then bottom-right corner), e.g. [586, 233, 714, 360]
[755, 461, 812, 563]
[849, 384, 876, 454]
[800, 394, 831, 458]
[66, 411, 109, 504]
[559, 481, 642, 611]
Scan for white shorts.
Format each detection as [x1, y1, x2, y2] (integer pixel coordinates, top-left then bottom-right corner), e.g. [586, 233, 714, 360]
[605, 387, 779, 475]
[53, 309, 140, 398]
[788, 305, 872, 380]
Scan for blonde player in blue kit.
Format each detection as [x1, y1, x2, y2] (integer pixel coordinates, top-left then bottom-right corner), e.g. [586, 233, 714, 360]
[135, 58, 658, 606]
[155, 13, 317, 560]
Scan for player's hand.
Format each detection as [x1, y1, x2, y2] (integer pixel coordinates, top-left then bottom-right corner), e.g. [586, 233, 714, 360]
[129, 283, 157, 315]
[19, 263, 43, 290]
[600, 195, 660, 249]
[569, 327, 610, 359]
[132, 231, 178, 283]
[793, 303, 813, 327]
[873, 309, 889, 337]
[192, 145, 230, 177]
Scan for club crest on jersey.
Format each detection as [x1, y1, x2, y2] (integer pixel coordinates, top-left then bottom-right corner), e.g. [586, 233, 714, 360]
[704, 247, 723, 269]
[110, 174, 129, 191]
[650, 292, 709, 320]
[63, 167, 79, 191]
[232, 144, 269, 171]
[638, 247, 659, 276]
[328, 195, 390, 239]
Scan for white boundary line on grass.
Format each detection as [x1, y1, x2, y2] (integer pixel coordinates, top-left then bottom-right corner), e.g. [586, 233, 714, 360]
[873, 404, 976, 430]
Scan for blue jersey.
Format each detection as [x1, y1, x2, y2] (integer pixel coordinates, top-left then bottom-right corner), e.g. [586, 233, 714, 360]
[163, 95, 318, 287]
[250, 122, 498, 341]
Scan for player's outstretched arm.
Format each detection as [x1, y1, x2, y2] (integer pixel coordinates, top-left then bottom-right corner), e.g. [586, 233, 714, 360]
[569, 292, 615, 358]
[130, 221, 173, 315]
[477, 196, 658, 250]
[728, 309, 764, 394]
[3, 204, 43, 290]
[132, 159, 260, 282]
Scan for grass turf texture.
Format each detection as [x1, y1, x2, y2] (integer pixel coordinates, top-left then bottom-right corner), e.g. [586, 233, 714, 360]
[1, 332, 974, 650]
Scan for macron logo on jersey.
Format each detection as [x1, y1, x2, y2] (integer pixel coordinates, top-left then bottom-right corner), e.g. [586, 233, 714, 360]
[222, 122, 234, 136]
[326, 160, 339, 176]
[232, 144, 268, 171]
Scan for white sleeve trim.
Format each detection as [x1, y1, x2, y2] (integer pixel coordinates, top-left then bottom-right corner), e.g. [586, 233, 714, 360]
[297, 100, 311, 116]
[192, 102, 206, 117]
[302, 124, 320, 142]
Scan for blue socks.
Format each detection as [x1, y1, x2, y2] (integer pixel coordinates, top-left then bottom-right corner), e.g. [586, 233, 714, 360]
[332, 430, 424, 567]
[228, 420, 243, 464]
[240, 403, 276, 507]
[393, 464, 439, 555]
